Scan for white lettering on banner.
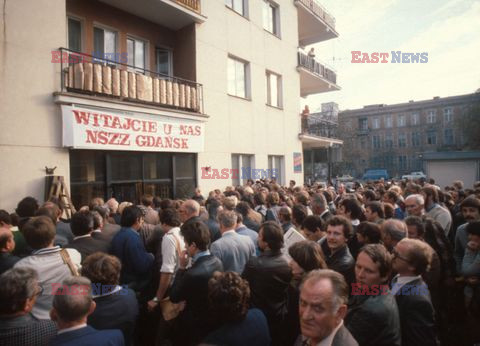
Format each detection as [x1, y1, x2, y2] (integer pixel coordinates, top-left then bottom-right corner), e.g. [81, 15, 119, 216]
[62, 106, 205, 152]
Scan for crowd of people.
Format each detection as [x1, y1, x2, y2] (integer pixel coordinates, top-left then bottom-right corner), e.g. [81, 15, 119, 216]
[0, 177, 479, 346]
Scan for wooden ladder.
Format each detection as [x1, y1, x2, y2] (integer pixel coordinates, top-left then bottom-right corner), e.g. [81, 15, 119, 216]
[45, 176, 76, 219]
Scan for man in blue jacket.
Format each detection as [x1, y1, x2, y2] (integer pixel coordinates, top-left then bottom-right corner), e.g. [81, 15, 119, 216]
[110, 206, 154, 292]
[50, 276, 124, 346]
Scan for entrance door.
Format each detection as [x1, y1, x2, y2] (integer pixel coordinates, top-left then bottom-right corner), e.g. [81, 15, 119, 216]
[111, 182, 142, 204]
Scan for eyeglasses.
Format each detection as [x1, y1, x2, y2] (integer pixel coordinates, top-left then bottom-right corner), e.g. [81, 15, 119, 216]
[34, 285, 44, 297]
[392, 249, 410, 263]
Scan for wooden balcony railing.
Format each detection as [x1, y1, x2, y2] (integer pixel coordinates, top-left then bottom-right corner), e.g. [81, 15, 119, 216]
[175, 0, 201, 13]
[58, 48, 203, 114]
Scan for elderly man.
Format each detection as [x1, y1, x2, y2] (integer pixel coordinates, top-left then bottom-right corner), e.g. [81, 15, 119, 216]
[295, 269, 358, 346]
[404, 194, 425, 217]
[179, 200, 201, 226]
[381, 219, 408, 252]
[422, 186, 452, 236]
[50, 277, 124, 346]
[454, 196, 480, 273]
[0, 267, 57, 345]
[14, 216, 81, 319]
[391, 239, 438, 346]
[311, 193, 333, 223]
[210, 210, 255, 273]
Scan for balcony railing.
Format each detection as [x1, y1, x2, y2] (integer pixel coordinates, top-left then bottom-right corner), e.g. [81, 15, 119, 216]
[58, 48, 203, 114]
[298, 51, 337, 85]
[296, 0, 336, 29]
[175, 0, 201, 14]
[302, 118, 340, 139]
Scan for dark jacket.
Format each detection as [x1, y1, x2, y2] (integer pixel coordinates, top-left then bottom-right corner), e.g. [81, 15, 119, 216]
[242, 250, 292, 345]
[393, 278, 438, 346]
[345, 291, 401, 346]
[203, 308, 271, 346]
[110, 227, 154, 287]
[50, 325, 124, 346]
[170, 254, 224, 344]
[65, 236, 110, 262]
[88, 287, 138, 346]
[0, 252, 20, 275]
[294, 325, 358, 346]
[0, 313, 57, 346]
[206, 218, 221, 242]
[92, 223, 121, 244]
[322, 241, 355, 287]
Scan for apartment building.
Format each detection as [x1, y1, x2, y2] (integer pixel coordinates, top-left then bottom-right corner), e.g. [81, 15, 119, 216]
[339, 92, 480, 178]
[0, 0, 339, 211]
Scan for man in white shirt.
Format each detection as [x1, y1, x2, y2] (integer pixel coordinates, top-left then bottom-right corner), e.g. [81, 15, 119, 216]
[148, 208, 185, 311]
[295, 269, 358, 346]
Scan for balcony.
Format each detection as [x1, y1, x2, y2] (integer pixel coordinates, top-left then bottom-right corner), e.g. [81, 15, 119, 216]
[297, 51, 340, 97]
[98, 0, 205, 30]
[299, 113, 343, 149]
[56, 48, 203, 114]
[294, 0, 338, 45]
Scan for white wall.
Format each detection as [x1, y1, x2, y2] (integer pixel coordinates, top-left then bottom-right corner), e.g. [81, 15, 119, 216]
[196, 0, 304, 193]
[0, 0, 69, 212]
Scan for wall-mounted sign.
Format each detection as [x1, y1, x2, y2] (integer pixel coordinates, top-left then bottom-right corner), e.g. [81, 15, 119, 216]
[62, 105, 204, 153]
[293, 152, 302, 173]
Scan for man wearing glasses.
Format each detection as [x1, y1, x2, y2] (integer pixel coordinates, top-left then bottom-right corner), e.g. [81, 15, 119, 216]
[0, 267, 57, 345]
[391, 238, 438, 346]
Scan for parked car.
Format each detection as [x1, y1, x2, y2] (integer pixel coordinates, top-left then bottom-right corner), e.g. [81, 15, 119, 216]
[336, 174, 354, 182]
[362, 169, 389, 181]
[401, 171, 427, 180]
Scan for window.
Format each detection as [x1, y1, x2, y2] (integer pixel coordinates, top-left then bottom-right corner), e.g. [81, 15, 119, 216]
[225, 0, 247, 17]
[398, 133, 406, 147]
[444, 129, 454, 145]
[443, 108, 453, 123]
[93, 26, 117, 62]
[228, 56, 249, 99]
[359, 118, 368, 130]
[411, 132, 421, 147]
[427, 130, 437, 145]
[232, 154, 254, 186]
[266, 71, 282, 107]
[156, 48, 172, 76]
[372, 135, 381, 149]
[385, 133, 393, 148]
[398, 156, 407, 170]
[127, 37, 146, 72]
[397, 114, 406, 127]
[385, 115, 392, 128]
[68, 18, 82, 52]
[411, 112, 419, 125]
[427, 110, 436, 123]
[263, 0, 279, 36]
[372, 118, 380, 129]
[268, 155, 284, 185]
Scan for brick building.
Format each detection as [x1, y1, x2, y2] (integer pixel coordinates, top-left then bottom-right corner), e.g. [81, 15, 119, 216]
[338, 92, 480, 178]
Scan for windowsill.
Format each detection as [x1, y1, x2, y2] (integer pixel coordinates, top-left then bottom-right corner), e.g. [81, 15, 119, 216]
[263, 29, 281, 40]
[228, 93, 251, 101]
[225, 5, 249, 20]
[266, 103, 283, 110]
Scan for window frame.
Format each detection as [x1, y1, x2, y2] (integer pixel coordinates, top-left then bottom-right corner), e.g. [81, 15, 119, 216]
[231, 153, 255, 186]
[262, 0, 280, 37]
[397, 114, 406, 127]
[126, 35, 148, 73]
[225, 0, 249, 18]
[228, 55, 250, 100]
[427, 110, 437, 124]
[156, 47, 173, 77]
[67, 16, 84, 53]
[266, 70, 282, 108]
[92, 23, 119, 63]
[411, 112, 419, 125]
[385, 115, 393, 128]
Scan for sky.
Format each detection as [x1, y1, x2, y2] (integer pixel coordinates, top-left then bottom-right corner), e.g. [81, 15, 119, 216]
[303, 0, 480, 112]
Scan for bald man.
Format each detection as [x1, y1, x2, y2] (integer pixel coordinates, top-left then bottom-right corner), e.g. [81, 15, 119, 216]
[0, 226, 20, 275]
